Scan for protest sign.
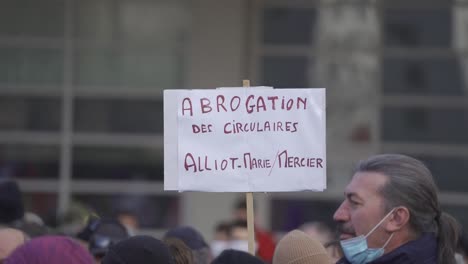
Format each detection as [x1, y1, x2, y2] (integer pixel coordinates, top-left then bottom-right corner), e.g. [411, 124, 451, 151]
[164, 87, 326, 192]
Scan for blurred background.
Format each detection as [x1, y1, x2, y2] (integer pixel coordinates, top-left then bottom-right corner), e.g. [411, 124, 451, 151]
[0, 0, 468, 241]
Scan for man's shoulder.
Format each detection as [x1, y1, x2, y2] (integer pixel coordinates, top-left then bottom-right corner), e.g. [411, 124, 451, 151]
[372, 233, 438, 264]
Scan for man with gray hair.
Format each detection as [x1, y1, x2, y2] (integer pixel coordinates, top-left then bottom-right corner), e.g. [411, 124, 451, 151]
[334, 154, 460, 264]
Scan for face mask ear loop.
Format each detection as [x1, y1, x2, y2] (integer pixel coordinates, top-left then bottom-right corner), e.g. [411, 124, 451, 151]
[381, 232, 394, 250]
[365, 208, 396, 239]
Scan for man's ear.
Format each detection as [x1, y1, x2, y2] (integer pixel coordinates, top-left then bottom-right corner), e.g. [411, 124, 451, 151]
[386, 207, 410, 232]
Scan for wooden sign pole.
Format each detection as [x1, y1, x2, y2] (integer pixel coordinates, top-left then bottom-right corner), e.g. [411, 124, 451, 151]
[243, 79, 256, 256]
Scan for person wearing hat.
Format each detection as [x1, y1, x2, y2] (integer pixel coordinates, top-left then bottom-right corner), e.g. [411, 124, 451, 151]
[273, 230, 333, 264]
[87, 219, 130, 263]
[3, 235, 94, 264]
[212, 249, 265, 264]
[164, 226, 211, 264]
[102, 235, 175, 264]
[164, 237, 194, 264]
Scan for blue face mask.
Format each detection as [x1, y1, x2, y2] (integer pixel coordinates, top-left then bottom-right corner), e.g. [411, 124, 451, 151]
[340, 209, 395, 264]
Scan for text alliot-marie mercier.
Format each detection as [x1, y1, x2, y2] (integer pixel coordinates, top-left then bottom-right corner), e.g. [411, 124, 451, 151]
[184, 150, 324, 173]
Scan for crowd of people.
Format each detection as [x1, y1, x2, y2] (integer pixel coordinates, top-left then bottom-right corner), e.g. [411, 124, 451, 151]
[1, 154, 468, 264]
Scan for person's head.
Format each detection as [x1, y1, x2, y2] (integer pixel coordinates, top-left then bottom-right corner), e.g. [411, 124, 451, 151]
[58, 201, 95, 236]
[87, 219, 130, 261]
[214, 221, 232, 241]
[211, 249, 264, 264]
[102, 235, 174, 264]
[0, 180, 24, 224]
[164, 237, 194, 264]
[76, 215, 101, 242]
[164, 226, 210, 264]
[211, 221, 232, 258]
[299, 222, 341, 261]
[273, 230, 333, 264]
[229, 220, 250, 253]
[116, 211, 139, 232]
[0, 228, 28, 261]
[333, 154, 460, 264]
[298, 222, 333, 246]
[233, 198, 247, 221]
[230, 220, 248, 241]
[3, 235, 94, 264]
[12, 215, 54, 238]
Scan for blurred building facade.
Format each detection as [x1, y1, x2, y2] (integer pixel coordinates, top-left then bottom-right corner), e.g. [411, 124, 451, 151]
[1, 0, 468, 239]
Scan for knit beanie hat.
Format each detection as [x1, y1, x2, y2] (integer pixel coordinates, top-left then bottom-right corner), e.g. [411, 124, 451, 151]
[102, 235, 175, 264]
[0, 180, 24, 224]
[211, 249, 265, 264]
[4, 235, 94, 264]
[273, 230, 333, 264]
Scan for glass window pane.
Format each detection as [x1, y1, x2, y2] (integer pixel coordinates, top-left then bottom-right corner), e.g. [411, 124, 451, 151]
[119, 1, 189, 45]
[73, 147, 163, 181]
[74, 98, 163, 134]
[0, 144, 59, 179]
[0, 0, 65, 37]
[72, 0, 187, 90]
[0, 96, 61, 131]
[22, 192, 58, 227]
[73, 194, 179, 229]
[0, 48, 64, 85]
[271, 199, 339, 232]
[73, 49, 182, 89]
[263, 7, 316, 45]
[261, 56, 309, 88]
[383, 8, 451, 48]
[74, 0, 188, 44]
[72, 49, 120, 86]
[414, 155, 468, 192]
[383, 57, 465, 96]
[382, 107, 468, 144]
[73, 0, 116, 41]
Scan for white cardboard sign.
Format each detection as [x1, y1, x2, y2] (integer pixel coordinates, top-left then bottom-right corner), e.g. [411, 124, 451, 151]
[164, 88, 326, 192]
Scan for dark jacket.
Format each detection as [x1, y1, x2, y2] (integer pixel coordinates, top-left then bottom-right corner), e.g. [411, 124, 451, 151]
[336, 233, 437, 264]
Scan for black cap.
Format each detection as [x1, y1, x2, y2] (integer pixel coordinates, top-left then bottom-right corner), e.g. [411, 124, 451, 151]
[102, 235, 175, 264]
[212, 249, 265, 264]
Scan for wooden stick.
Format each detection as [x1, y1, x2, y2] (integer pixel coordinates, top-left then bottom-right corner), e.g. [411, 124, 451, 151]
[246, 192, 255, 255]
[243, 79, 255, 255]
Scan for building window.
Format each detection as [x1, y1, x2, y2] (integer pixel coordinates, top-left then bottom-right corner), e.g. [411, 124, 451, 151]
[251, 1, 317, 88]
[0, 0, 188, 229]
[381, 2, 468, 200]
